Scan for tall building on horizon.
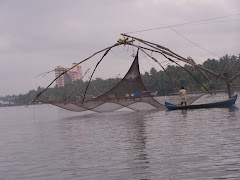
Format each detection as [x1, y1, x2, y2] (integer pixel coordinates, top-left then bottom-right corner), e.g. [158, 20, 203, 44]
[55, 63, 82, 87]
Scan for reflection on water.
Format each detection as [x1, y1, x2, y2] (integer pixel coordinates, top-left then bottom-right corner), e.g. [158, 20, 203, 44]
[181, 109, 188, 119]
[227, 106, 239, 113]
[0, 94, 240, 179]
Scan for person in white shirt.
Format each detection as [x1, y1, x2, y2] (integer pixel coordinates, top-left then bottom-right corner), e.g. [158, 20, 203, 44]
[179, 87, 187, 105]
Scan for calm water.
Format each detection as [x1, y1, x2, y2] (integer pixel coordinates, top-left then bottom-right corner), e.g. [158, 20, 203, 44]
[1, 94, 240, 180]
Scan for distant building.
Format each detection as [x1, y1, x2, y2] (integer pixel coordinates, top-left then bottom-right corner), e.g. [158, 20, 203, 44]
[55, 63, 82, 87]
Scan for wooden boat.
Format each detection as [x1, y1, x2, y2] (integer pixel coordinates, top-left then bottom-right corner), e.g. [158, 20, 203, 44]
[165, 94, 238, 110]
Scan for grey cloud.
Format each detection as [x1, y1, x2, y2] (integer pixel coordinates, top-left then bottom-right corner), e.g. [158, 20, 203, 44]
[0, 0, 239, 96]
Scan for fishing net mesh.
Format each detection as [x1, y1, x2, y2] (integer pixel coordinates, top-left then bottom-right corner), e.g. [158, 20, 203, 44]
[47, 53, 204, 112]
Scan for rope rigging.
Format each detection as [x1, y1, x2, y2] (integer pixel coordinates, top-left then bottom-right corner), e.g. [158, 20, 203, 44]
[159, 52, 212, 94]
[82, 48, 111, 102]
[129, 42, 212, 94]
[139, 48, 179, 92]
[124, 12, 240, 34]
[35, 70, 55, 78]
[168, 26, 220, 58]
[28, 43, 121, 106]
[30, 33, 238, 106]
[63, 68, 90, 101]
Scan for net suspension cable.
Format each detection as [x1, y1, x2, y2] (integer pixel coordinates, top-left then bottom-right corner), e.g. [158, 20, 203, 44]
[28, 43, 122, 106]
[30, 33, 234, 106]
[82, 48, 111, 102]
[122, 34, 227, 81]
[126, 40, 212, 94]
[168, 26, 221, 58]
[124, 12, 240, 34]
[139, 48, 179, 92]
[64, 68, 91, 101]
[158, 51, 212, 94]
[129, 42, 209, 93]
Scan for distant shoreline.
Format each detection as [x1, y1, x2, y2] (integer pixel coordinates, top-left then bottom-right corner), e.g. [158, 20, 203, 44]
[0, 103, 16, 107]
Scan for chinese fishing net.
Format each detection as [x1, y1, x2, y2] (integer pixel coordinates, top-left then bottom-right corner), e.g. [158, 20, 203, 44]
[44, 51, 203, 112]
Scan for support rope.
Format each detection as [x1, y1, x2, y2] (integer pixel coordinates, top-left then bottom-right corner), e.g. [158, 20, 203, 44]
[82, 49, 111, 102]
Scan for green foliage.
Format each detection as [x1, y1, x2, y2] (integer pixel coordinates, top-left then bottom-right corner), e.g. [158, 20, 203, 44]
[3, 54, 240, 105]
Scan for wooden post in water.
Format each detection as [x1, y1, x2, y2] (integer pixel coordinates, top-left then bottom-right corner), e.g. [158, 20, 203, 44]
[122, 34, 238, 99]
[224, 72, 234, 98]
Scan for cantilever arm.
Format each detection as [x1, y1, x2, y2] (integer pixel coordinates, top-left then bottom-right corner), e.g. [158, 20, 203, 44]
[28, 43, 121, 106]
[233, 72, 240, 80]
[122, 33, 227, 81]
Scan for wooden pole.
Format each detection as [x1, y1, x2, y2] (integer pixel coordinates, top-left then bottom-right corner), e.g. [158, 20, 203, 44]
[139, 48, 179, 92]
[224, 72, 234, 98]
[122, 34, 236, 98]
[29, 43, 121, 105]
[122, 33, 227, 81]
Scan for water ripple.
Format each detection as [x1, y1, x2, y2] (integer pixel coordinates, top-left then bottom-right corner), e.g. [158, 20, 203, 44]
[1, 95, 240, 179]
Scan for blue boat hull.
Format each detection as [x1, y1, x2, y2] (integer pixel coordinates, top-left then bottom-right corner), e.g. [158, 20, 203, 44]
[165, 95, 238, 110]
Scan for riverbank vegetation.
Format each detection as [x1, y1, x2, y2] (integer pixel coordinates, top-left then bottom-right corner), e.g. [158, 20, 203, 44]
[1, 54, 240, 105]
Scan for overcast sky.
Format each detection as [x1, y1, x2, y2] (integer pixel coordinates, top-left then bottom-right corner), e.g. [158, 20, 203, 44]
[0, 0, 239, 96]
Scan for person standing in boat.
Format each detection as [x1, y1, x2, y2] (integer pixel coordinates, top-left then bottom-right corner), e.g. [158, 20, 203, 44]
[179, 86, 187, 105]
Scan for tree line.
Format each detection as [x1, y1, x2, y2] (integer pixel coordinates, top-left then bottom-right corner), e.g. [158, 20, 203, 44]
[1, 54, 240, 105]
